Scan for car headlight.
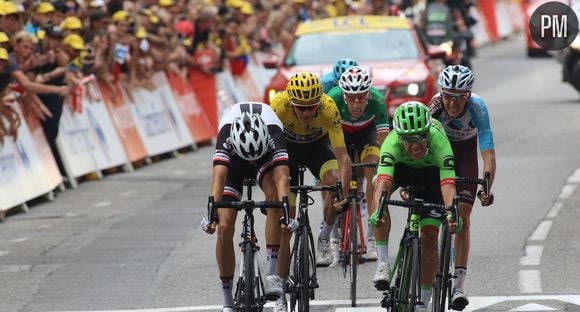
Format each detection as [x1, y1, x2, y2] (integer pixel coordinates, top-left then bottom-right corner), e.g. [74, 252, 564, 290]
[439, 41, 453, 56]
[390, 82, 426, 98]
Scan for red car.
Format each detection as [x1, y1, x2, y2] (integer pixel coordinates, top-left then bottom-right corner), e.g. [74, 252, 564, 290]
[262, 15, 446, 116]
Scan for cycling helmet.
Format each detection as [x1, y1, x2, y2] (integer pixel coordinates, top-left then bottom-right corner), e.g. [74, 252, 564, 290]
[393, 101, 432, 135]
[339, 66, 373, 94]
[286, 72, 323, 103]
[437, 65, 474, 91]
[333, 58, 359, 82]
[230, 112, 270, 161]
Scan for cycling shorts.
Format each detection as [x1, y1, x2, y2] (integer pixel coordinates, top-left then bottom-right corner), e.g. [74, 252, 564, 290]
[451, 138, 478, 205]
[344, 125, 380, 161]
[287, 135, 338, 187]
[222, 152, 285, 200]
[393, 164, 445, 228]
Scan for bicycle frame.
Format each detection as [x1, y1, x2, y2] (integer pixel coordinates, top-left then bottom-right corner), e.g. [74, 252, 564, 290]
[377, 190, 458, 312]
[287, 166, 342, 312]
[208, 179, 289, 312]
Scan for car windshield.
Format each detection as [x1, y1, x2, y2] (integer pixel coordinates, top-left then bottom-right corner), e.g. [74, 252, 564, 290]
[284, 29, 420, 66]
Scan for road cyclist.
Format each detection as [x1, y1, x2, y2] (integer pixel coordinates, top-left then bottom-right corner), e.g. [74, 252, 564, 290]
[327, 65, 390, 264]
[270, 71, 351, 311]
[200, 102, 293, 312]
[370, 101, 459, 312]
[321, 57, 359, 93]
[428, 64, 496, 311]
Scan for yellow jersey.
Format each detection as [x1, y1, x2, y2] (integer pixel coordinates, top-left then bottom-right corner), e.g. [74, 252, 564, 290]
[270, 92, 346, 148]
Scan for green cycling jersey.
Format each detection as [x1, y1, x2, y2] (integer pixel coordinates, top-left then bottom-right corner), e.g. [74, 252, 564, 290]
[376, 119, 456, 184]
[327, 86, 390, 135]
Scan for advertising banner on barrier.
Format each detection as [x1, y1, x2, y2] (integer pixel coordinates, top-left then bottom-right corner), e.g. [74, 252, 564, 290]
[57, 80, 130, 180]
[0, 102, 62, 211]
[150, 72, 195, 147]
[129, 76, 193, 156]
[166, 72, 215, 142]
[99, 83, 148, 162]
[189, 69, 218, 132]
[83, 81, 129, 170]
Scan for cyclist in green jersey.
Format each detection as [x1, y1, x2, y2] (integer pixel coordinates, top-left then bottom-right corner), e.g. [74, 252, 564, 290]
[328, 66, 390, 262]
[370, 101, 458, 312]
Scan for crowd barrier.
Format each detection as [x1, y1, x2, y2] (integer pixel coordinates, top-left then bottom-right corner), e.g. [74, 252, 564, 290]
[0, 1, 527, 219]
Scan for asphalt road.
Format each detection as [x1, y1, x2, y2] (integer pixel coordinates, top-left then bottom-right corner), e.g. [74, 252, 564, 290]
[2, 34, 580, 312]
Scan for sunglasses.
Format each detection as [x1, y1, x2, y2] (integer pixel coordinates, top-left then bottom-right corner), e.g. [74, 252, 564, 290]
[343, 92, 369, 103]
[291, 100, 319, 112]
[441, 91, 469, 101]
[400, 133, 429, 145]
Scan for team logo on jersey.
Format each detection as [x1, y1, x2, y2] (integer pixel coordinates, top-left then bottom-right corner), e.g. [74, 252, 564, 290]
[443, 156, 454, 170]
[380, 153, 395, 167]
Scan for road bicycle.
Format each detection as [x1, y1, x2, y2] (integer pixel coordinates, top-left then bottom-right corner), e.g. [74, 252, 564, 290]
[208, 178, 289, 312]
[338, 146, 378, 307]
[377, 190, 459, 312]
[287, 165, 342, 312]
[431, 172, 491, 312]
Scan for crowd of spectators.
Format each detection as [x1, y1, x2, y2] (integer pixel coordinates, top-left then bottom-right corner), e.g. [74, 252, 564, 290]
[0, 0, 420, 176]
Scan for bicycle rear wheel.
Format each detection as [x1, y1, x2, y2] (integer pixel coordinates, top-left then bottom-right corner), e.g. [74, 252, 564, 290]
[398, 237, 419, 312]
[433, 224, 452, 312]
[349, 200, 358, 307]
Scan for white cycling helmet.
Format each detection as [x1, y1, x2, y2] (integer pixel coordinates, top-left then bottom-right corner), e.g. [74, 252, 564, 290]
[437, 65, 474, 91]
[339, 66, 373, 94]
[230, 112, 269, 161]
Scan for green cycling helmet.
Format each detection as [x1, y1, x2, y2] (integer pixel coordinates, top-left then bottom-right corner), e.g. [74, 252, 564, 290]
[393, 101, 432, 135]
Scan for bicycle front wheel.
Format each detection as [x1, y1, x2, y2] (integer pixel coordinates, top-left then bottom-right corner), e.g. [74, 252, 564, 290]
[398, 237, 419, 312]
[349, 200, 358, 307]
[433, 224, 452, 312]
[298, 226, 311, 312]
[243, 243, 255, 312]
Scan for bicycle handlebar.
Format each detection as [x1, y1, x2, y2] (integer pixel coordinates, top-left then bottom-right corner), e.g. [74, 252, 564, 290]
[455, 172, 491, 195]
[207, 195, 290, 226]
[351, 162, 378, 169]
[377, 190, 460, 221]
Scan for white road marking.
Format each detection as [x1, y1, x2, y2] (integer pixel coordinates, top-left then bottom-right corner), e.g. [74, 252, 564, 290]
[520, 245, 543, 266]
[519, 270, 542, 293]
[0, 250, 10, 256]
[567, 167, 580, 183]
[558, 184, 577, 199]
[172, 170, 187, 176]
[547, 201, 563, 218]
[10, 237, 29, 243]
[48, 295, 580, 312]
[120, 190, 138, 197]
[509, 303, 557, 311]
[528, 221, 552, 241]
[92, 201, 112, 208]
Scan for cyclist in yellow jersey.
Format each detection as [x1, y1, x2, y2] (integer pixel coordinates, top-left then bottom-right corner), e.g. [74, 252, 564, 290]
[270, 72, 351, 311]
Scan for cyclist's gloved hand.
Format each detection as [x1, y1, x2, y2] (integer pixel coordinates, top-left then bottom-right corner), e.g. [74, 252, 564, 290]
[333, 197, 348, 212]
[201, 217, 216, 234]
[280, 218, 299, 232]
[478, 190, 494, 206]
[369, 210, 386, 228]
[447, 215, 463, 234]
[399, 187, 411, 202]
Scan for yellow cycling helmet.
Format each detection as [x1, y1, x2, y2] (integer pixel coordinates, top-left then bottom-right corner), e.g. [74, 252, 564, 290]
[286, 72, 322, 104]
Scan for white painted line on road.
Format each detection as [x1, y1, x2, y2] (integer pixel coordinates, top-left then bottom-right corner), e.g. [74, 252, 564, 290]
[558, 184, 577, 199]
[120, 190, 138, 197]
[10, 237, 29, 243]
[520, 245, 543, 266]
[519, 270, 542, 293]
[547, 201, 563, 218]
[48, 295, 580, 312]
[528, 220, 552, 241]
[567, 167, 580, 183]
[0, 250, 10, 256]
[0, 264, 31, 273]
[92, 201, 112, 208]
[509, 303, 557, 311]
